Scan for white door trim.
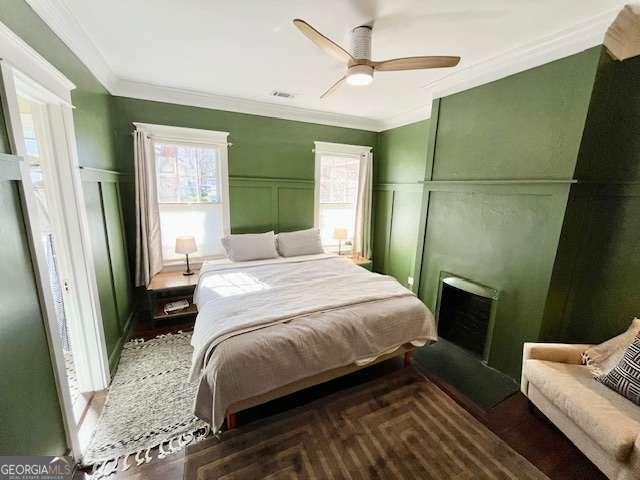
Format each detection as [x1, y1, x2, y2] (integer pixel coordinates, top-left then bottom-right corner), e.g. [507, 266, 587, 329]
[0, 56, 109, 459]
[0, 62, 80, 459]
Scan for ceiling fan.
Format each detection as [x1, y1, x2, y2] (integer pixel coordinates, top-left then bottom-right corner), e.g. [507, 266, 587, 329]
[293, 19, 461, 98]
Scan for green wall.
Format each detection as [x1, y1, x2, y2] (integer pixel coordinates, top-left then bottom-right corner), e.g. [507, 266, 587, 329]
[0, 170, 67, 455]
[110, 96, 377, 257]
[542, 51, 640, 344]
[1, 0, 633, 454]
[374, 48, 602, 380]
[373, 120, 429, 287]
[0, 1, 132, 454]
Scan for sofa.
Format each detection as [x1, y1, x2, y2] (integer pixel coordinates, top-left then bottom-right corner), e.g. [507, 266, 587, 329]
[521, 343, 640, 480]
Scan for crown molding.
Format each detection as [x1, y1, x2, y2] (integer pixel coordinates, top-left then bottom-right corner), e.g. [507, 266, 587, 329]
[424, 7, 620, 100]
[378, 97, 433, 131]
[25, 0, 117, 91]
[26, 0, 623, 132]
[112, 78, 384, 131]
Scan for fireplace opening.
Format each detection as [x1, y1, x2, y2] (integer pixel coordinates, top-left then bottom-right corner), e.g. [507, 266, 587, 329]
[436, 274, 498, 360]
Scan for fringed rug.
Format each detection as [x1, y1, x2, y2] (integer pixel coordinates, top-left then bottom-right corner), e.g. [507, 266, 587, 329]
[83, 332, 209, 477]
[181, 369, 549, 480]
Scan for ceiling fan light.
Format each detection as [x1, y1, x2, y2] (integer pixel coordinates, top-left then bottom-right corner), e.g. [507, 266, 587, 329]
[347, 73, 373, 86]
[346, 64, 373, 86]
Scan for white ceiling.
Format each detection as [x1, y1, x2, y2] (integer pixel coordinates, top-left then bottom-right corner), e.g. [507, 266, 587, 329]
[28, 0, 627, 130]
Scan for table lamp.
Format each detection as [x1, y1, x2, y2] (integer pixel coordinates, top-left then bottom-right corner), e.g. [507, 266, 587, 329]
[175, 236, 197, 276]
[334, 228, 348, 255]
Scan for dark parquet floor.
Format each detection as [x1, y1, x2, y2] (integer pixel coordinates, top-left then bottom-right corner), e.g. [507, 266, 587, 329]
[75, 318, 605, 479]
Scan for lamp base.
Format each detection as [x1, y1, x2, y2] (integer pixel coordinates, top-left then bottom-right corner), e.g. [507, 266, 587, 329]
[183, 253, 195, 276]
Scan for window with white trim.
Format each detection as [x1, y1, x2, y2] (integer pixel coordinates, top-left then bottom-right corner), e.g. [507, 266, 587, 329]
[314, 141, 371, 252]
[138, 123, 231, 264]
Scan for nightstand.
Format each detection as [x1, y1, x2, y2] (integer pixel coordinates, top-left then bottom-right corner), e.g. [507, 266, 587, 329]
[146, 270, 200, 328]
[349, 255, 372, 271]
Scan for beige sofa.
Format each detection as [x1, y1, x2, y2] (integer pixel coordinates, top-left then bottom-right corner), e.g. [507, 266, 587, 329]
[521, 343, 640, 480]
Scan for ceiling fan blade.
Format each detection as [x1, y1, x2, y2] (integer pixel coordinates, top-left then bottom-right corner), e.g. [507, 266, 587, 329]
[293, 19, 354, 64]
[373, 56, 460, 71]
[320, 76, 347, 99]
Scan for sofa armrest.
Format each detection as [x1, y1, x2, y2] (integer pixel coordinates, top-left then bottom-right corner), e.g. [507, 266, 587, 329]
[523, 342, 592, 365]
[521, 342, 592, 395]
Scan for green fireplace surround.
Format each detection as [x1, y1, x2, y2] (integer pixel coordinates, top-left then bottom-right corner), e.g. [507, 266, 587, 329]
[1, 0, 639, 457]
[376, 47, 639, 380]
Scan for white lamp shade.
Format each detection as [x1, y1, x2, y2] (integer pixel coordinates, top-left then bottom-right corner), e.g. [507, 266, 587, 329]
[175, 236, 197, 254]
[334, 228, 348, 240]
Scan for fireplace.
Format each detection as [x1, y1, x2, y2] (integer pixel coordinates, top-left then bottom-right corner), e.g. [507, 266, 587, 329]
[436, 273, 498, 361]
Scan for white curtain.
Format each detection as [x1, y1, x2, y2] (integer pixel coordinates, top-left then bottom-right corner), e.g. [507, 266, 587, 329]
[353, 151, 373, 259]
[134, 130, 163, 287]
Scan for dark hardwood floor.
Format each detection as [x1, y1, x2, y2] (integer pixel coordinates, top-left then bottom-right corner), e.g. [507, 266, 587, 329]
[77, 319, 605, 479]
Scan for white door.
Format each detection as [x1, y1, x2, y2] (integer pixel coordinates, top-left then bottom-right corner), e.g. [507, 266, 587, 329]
[0, 62, 111, 459]
[18, 94, 86, 400]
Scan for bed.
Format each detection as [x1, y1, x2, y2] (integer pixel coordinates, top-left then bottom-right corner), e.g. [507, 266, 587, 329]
[189, 253, 437, 432]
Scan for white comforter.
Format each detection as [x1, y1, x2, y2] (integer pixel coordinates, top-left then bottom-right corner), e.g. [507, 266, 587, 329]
[190, 254, 436, 431]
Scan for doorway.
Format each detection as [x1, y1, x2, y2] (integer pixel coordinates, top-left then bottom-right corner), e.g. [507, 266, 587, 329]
[17, 94, 85, 415]
[0, 62, 111, 459]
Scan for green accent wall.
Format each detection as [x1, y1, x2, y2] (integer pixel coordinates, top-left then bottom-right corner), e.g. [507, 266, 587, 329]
[375, 47, 603, 380]
[2, 0, 637, 454]
[376, 121, 430, 184]
[109, 96, 377, 257]
[421, 48, 600, 379]
[82, 179, 132, 371]
[0, 174, 67, 455]
[373, 120, 429, 288]
[542, 51, 640, 344]
[0, 1, 132, 455]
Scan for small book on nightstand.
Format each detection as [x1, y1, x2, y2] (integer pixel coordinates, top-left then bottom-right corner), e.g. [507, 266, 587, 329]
[163, 299, 190, 314]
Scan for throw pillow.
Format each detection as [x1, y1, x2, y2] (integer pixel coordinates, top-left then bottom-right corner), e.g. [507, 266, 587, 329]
[596, 334, 640, 406]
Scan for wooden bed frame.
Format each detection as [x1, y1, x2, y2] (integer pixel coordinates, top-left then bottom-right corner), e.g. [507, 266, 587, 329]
[225, 345, 414, 429]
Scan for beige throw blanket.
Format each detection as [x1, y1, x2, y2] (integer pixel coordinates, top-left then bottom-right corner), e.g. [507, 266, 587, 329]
[583, 317, 640, 376]
[189, 256, 436, 431]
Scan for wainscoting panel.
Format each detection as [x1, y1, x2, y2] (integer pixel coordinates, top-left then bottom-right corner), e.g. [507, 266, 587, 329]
[101, 182, 132, 335]
[83, 182, 121, 366]
[229, 177, 314, 233]
[372, 183, 423, 288]
[229, 183, 274, 233]
[277, 186, 314, 232]
[372, 189, 393, 274]
[81, 169, 134, 371]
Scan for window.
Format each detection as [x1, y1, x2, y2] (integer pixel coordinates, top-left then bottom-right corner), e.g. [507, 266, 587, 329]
[136, 123, 230, 264]
[314, 142, 372, 252]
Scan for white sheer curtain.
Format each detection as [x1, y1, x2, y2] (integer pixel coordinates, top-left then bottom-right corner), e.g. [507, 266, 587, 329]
[353, 151, 373, 259]
[134, 130, 163, 287]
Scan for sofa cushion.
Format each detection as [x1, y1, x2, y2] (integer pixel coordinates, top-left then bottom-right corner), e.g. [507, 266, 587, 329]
[524, 359, 640, 462]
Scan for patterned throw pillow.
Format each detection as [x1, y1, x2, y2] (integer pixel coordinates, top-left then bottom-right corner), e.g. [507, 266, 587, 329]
[597, 334, 640, 406]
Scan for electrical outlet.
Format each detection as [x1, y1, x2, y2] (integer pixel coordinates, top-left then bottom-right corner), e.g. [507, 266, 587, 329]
[407, 276, 414, 287]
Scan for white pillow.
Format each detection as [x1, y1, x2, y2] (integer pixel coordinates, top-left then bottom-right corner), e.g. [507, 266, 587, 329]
[276, 228, 324, 257]
[221, 231, 279, 262]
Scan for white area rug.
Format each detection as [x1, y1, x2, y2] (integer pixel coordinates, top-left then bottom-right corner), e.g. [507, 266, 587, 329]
[83, 332, 209, 477]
